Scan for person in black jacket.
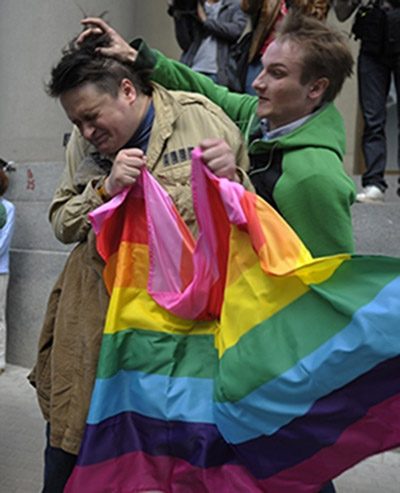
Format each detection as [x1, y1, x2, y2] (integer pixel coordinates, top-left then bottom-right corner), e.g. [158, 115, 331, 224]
[167, 0, 248, 89]
[334, 0, 400, 203]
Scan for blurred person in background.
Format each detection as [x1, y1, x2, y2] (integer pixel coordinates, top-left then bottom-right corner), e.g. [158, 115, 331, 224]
[290, 0, 331, 20]
[241, 0, 288, 95]
[334, 0, 400, 203]
[167, 0, 248, 89]
[241, 1, 331, 95]
[0, 203, 6, 229]
[0, 168, 16, 374]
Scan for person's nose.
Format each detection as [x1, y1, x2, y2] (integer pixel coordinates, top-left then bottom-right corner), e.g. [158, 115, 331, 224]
[252, 69, 266, 92]
[81, 122, 96, 141]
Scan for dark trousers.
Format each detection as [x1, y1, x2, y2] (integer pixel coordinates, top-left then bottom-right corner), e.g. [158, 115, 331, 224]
[42, 425, 77, 493]
[321, 481, 336, 493]
[358, 50, 400, 190]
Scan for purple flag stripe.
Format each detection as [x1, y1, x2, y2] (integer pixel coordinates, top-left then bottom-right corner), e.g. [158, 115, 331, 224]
[77, 410, 237, 468]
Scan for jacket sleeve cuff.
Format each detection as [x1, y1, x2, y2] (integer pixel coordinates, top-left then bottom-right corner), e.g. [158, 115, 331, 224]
[130, 38, 158, 72]
[236, 168, 255, 192]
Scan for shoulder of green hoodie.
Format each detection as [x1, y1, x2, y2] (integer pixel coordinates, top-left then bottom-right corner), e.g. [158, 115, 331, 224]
[132, 38, 258, 139]
[249, 104, 356, 257]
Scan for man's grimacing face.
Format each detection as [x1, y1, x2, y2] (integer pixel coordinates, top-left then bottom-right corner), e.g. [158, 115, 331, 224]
[60, 80, 139, 155]
[252, 39, 320, 130]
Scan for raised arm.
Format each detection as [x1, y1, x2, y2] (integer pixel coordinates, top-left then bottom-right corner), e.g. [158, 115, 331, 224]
[200, 2, 248, 42]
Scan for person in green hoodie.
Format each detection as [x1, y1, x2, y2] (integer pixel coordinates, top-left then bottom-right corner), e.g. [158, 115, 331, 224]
[78, 11, 355, 259]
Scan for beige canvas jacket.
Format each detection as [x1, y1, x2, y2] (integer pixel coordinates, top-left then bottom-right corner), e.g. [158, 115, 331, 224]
[28, 83, 251, 455]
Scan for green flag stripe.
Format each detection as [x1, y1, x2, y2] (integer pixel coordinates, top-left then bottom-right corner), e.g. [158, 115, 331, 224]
[97, 329, 217, 380]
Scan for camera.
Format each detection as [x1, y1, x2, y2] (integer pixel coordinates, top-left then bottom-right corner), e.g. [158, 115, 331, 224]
[171, 0, 198, 12]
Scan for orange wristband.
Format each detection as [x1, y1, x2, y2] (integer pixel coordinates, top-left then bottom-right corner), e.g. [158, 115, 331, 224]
[96, 184, 111, 202]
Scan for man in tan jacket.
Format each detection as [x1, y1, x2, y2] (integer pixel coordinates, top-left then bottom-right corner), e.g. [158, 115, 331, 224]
[29, 29, 250, 492]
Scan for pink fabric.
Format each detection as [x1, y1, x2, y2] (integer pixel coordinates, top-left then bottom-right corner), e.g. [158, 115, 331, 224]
[89, 186, 130, 235]
[89, 148, 245, 320]
[142, 169, 194, 294]
[150, 148, 221, 319]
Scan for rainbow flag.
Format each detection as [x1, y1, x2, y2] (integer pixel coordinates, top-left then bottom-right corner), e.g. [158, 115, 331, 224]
[65, 149, 400, 493]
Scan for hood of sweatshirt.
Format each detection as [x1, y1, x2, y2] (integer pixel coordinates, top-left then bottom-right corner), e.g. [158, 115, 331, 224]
[246, 103, 346, 161]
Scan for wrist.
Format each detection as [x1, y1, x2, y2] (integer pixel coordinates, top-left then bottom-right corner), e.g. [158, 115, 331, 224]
[96, 179, 112, 201]
[126, 47, 137, 64]
[234, 168, 245, 184]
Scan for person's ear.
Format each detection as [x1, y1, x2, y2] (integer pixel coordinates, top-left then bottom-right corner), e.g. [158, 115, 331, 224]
[309, 77, 329, 102]
[120, 78, 137, 104]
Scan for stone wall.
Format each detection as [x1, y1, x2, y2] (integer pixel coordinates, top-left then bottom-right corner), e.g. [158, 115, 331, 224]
[6, 161, 71, 367]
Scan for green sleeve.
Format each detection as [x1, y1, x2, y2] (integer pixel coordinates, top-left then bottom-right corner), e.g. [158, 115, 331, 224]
[132, 39, 259, 137]
[0, 203, 6, 229]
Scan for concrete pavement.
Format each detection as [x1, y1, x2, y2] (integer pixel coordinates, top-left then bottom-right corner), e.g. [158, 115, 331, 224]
[1, 365, 43, 493]
[352, 174, 400, 257]
[1, 174, 399, 492]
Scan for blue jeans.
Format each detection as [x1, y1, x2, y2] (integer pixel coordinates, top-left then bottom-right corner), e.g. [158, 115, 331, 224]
[358, 50, 400, 190]
[42, 425, 77, 493]
[198, 71, 218, 84]
[245, 58, 263, 95]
